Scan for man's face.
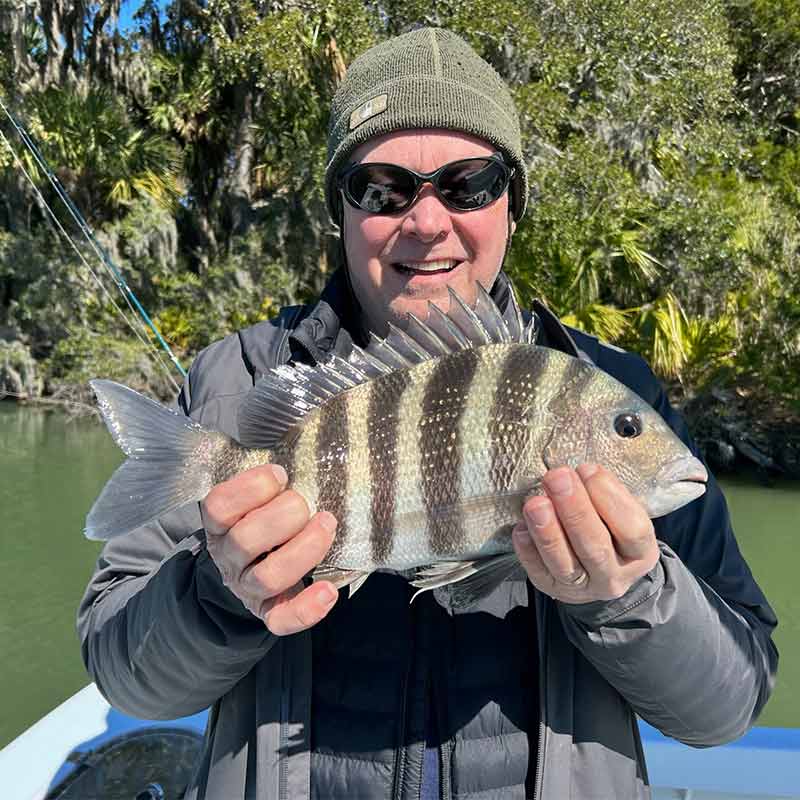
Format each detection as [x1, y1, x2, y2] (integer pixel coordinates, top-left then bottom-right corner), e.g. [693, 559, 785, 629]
[342, 130, 515, 336]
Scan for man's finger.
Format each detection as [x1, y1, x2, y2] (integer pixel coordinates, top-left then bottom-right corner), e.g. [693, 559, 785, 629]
[512, 523, 556, 594]
[522, 496, 584, 584]
[264, 581, 339, 636]
[242, 511, 337, 597]
[543, 467, 614, 573]
[202, 464, 288, 537]
[218, 489, 310, 577]
[578, 464, 657, 563]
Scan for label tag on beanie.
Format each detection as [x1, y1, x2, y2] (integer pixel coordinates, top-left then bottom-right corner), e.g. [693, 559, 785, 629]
[349, 94, 388, 130]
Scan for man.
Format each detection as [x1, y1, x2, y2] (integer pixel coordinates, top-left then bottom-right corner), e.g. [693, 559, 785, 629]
[78, 28, 778, 799]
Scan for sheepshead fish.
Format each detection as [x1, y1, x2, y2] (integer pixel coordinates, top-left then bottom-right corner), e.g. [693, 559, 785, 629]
[86, 286, 707, 605]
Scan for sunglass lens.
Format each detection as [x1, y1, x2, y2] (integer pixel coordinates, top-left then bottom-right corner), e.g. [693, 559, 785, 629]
[346, 164, 416, 213]
[439, 158, 508, 210]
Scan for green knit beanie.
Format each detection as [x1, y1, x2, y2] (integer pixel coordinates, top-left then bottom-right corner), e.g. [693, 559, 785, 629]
[325, 27, 528, 224]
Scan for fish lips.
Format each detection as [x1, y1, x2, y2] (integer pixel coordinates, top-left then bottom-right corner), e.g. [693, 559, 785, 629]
[641, 455, 709, 518]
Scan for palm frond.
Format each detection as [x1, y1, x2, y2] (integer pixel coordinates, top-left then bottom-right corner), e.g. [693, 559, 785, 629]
[561, 303, 634, 342]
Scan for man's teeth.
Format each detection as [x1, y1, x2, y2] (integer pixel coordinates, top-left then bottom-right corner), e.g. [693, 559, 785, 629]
[396, 260, 459, 273]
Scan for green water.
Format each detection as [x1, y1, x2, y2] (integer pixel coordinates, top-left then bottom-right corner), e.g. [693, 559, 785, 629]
[0, 403, 797, 749]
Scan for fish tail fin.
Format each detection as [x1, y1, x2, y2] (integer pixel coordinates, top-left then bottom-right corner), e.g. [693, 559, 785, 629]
[85, 379, 233, 541]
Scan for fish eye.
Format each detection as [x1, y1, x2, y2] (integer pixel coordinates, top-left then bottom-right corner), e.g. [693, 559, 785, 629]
[614, 413, 642, 438]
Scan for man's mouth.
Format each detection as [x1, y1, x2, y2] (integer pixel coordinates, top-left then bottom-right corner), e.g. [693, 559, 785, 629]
[392, 259, 462, 275]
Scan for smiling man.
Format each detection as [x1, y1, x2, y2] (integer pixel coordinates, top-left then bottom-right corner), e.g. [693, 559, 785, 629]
[78, 27, 778, 800]
[340, 131, 516, 334]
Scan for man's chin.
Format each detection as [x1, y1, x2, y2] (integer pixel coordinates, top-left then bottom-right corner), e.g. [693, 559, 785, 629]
[389, 284, 472, 326]
[367, 266, 497, 336]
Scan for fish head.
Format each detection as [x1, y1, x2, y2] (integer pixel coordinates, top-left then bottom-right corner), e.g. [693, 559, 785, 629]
[545, 368, 708, 518]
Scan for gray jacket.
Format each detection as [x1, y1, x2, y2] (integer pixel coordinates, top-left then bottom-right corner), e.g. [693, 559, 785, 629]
[77, 271, 778, 799]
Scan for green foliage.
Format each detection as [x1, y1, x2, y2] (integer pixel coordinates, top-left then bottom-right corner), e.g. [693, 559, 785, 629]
[630, 294, 737, 390]
[19, 86, 182, 218]
[725, 0, 800, 125]
[145, 233, 302, 356]
[47, 327, 176, 400]
[0, 0, 797, 423]
[0, 340, 42, 398]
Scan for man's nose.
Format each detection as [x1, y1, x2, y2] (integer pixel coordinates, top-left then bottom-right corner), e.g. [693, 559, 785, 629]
[399, 186, 453, 242]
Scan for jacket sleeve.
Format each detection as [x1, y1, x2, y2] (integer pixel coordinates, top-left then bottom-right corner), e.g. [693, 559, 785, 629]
[76, 341, 276, 720]
[556, 350, 778, 747]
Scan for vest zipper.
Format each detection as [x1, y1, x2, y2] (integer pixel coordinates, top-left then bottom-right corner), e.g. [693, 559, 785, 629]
[417, 672, 430, 800]
[392, 641, 414, 800]
[533, 593, 549, 800]
[279, 645, 290, 800]
[438, 730, 451, 800]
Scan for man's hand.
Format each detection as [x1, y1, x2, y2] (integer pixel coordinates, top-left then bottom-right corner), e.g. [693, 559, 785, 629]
[202, 464, 338, 636]
[512, 464, 660, 604]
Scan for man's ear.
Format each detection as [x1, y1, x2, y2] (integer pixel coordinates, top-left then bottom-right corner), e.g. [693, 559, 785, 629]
[509, 212, 516, 237]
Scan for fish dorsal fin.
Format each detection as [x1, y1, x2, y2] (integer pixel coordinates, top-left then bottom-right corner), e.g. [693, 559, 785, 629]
[366, 330, 417, 370]
[238, 355, 363, 448]
[347, 346, 394, 379]
[239, 286, 531, 448]
[447, 286, 492, 345]
[502, 284, 527, 342]
[355, 285, 525, 372]
[474, 283, 511, 343]
[423, 302, 472, 351]
[404, 312, 451, 356]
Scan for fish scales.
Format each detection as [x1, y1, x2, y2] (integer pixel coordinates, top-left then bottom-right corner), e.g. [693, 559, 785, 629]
[542, 363, 619, 470]
[274, 412, 320, 523]
[383, 357, 433, 568]
[449, 346, 532, 555]
[368, 369, 413, 566]
[314, 394, 351, 559]
[380, 347, 505, 570]
[420, 347, 481, 557]
[340, 385, 374, 565]
[488, 345, 548, 492]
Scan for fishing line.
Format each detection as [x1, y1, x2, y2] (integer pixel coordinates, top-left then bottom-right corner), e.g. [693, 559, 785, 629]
[0, 97, 186, 387]
[0, 121, 181, 392]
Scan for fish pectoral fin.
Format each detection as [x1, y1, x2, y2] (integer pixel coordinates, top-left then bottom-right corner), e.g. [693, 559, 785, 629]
[312, 565, 371, 597]
[409, 553, 524, 610]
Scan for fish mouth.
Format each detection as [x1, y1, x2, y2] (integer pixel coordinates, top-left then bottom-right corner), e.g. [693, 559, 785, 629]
[641, 456, 708, 518]
[656, 455, 708, 486]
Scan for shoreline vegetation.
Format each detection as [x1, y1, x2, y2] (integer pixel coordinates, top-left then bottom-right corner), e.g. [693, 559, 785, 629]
[1, 2, 798, 480]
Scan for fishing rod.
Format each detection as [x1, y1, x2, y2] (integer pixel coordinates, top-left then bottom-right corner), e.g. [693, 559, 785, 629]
[0, 96, 187, 389]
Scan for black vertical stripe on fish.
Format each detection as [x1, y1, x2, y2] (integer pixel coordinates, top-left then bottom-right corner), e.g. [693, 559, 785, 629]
[541, 357, 598, 468]
[545, 357, 597, 416]
[315, 395, 349, 561]
[420, 347, 481, 556]
[487, 345, 547, 492]
[368, 370, 412, 566]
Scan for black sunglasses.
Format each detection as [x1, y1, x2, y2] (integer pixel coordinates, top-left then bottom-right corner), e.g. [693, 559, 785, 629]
[337, 153, 514, 214]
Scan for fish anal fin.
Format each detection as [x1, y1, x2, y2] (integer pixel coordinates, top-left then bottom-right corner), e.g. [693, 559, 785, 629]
[348, 573, 371, 598]
[312, 565, 371, 596]
[410, 552, 523, 610]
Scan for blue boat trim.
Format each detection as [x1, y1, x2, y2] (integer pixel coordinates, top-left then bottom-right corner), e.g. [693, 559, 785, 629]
[640, 719, 800, 751]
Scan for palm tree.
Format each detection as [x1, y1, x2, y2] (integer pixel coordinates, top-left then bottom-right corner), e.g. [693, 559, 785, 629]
[22, 85, 181, 221]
